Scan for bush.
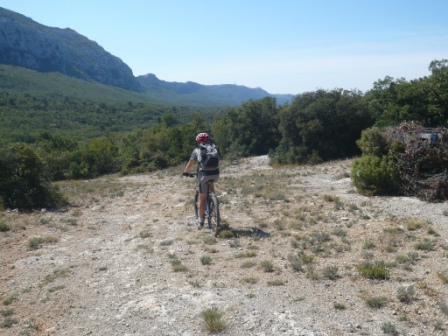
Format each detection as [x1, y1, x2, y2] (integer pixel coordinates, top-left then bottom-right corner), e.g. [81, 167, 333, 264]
[351, 154, 400, 196]
[0, 144, 67, 210]
[0, 222, 10, 232]
[201, 306, 226, 332]
[359, 260, 390, 280]
[356, 127, 390, 157]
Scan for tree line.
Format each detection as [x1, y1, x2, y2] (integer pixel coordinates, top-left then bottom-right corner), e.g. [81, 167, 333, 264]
[1, 59, 448, 209]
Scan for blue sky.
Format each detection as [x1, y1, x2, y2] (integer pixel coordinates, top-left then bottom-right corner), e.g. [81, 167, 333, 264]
[2, 0, 448, 94]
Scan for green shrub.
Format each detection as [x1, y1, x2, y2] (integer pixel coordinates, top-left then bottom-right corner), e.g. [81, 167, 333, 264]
[287, 254, 303, 272]
[200, 255, 212, 265]
[397, 285, 415, 303]
[351, 154, 400, 196]
[0, 317, 18, 328]
[201, 306, 226, 332]
[359, 261, 390, 280]
[323, 265, 339, 280]
[333, 302, 346, 310]
[2, 294, 18, 306]
[0, 222, 10, 232]
[0, 143, 67, 210]
[355, 127, 390, 157]
[365, 296, 387, 309]
[381, 322, 399, 336]
[260, 260, 274, 272]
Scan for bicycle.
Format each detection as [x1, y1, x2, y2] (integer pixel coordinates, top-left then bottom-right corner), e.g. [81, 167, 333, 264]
[183, 173, 220, 236]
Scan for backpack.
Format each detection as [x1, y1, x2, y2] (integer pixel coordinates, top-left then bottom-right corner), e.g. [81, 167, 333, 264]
[198, 143, 219, 169]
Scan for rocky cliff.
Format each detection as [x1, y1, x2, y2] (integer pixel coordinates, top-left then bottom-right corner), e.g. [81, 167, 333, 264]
[0, 7, 143, 92]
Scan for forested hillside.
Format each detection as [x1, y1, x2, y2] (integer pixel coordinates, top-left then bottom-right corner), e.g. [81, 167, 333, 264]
[1, 59, 448, 209]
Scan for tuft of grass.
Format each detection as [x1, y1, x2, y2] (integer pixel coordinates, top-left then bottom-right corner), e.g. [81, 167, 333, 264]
[299, 252, 314, 264]
[323, 265, 339, 280]
[381, 322, 399, 336]
[0, 317, 18, 328]
[397, 285, 415, 303]
[0, 309, 14, 316]
[139, 230, 152, 238]
[273, 219, 286, 231]
[333, 302, 346, 310]
[228, 238, 241, 248]
[365, 296, 387, 309]
[323, 194, 339, 202]
[28, 236, 59, 249]
[160, 239, 174, 246]
[437, 272, 448, 284]
[427, 227, 440, 236]
[136, 244, 153, 253]
[240, 261, 257, 269]
[363, 239, 376, 250]
[200, 255, 212, 265]
[201, 306, 226, 333]
[170, 259, 188, 272]
[240, 277, 258, 284]
[414, 239, 435, 251]
[0, 221, 10, 232]
[2, 295, 18, 306]
[48, 285, 65, 293]
[189, 279, 201, 288]
[287, 254, 303, 272]
[260, 260, 274, 272]
[359, 261, 390, 280]
[405, 217, 425, 231]
[40, 268, 71, 287]
[305, 265, 320, 280]
[202, 235, 217, 245]
[267, 279, 285, 286]
[234, 251, 257, 259]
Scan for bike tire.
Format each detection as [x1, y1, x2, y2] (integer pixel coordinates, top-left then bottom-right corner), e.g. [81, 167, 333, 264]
[194, 190, 199, 220]
[207, 195, 220, 236]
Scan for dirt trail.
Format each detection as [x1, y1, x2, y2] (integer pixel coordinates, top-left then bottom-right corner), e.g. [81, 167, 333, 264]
[1, 156, 448, 336]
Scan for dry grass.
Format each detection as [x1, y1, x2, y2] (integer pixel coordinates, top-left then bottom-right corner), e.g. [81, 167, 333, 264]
[1, 158, 447, 335]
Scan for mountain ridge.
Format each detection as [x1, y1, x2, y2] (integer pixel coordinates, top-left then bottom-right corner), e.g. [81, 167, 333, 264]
[0, 7, 293, 107]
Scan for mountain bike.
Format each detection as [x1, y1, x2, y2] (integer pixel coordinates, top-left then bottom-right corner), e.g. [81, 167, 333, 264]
[183, 173, 220, 236]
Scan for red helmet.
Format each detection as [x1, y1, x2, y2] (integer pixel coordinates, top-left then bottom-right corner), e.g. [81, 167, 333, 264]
[195, 132, 210, 142]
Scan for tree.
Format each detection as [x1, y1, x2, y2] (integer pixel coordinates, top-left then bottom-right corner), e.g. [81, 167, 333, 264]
[0, 143, 66, 209]
[273, 89, 373, 164]
[212, 97, 280, 157]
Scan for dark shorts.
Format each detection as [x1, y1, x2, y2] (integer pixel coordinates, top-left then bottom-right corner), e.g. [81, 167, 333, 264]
[198, 169, 219, 193]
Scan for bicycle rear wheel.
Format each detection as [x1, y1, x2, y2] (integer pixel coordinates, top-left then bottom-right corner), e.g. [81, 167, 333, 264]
[207, 195, 220, 236]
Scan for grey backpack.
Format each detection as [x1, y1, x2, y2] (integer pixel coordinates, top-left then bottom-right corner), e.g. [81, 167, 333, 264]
[198, 143, 219, 169]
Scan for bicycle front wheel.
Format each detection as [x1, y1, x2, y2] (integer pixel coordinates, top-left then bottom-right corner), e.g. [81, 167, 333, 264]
[194, 190, 199, 220]
[207, 195, 220, 236]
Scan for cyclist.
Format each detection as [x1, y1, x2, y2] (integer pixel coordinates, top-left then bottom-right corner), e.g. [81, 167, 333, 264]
[183, 132, 220, 228]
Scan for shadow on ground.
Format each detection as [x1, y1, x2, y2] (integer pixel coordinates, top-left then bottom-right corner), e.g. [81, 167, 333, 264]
[217, 224, 270, 239]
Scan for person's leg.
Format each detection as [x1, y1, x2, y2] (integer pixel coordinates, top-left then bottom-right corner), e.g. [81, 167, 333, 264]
[197, 171, 208, 226]
[208, 175, 219, 194]
[199, 192, 207, 225]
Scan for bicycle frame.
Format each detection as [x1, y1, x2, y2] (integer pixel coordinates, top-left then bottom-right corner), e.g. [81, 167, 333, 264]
[185, 173, 220, 236]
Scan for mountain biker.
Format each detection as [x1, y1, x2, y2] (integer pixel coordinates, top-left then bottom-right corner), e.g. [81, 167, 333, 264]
[182, 132, 220, 228]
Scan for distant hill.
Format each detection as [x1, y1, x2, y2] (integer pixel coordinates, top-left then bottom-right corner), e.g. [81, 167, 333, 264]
[0, 7, 293, 107]
[137, 74, 293, 106]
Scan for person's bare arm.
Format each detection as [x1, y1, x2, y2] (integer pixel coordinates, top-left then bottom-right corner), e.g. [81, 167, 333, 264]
[183, 159, 194, 174]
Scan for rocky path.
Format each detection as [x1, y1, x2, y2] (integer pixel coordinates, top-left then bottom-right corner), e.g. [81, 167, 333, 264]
[1, 156, 448, 335]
